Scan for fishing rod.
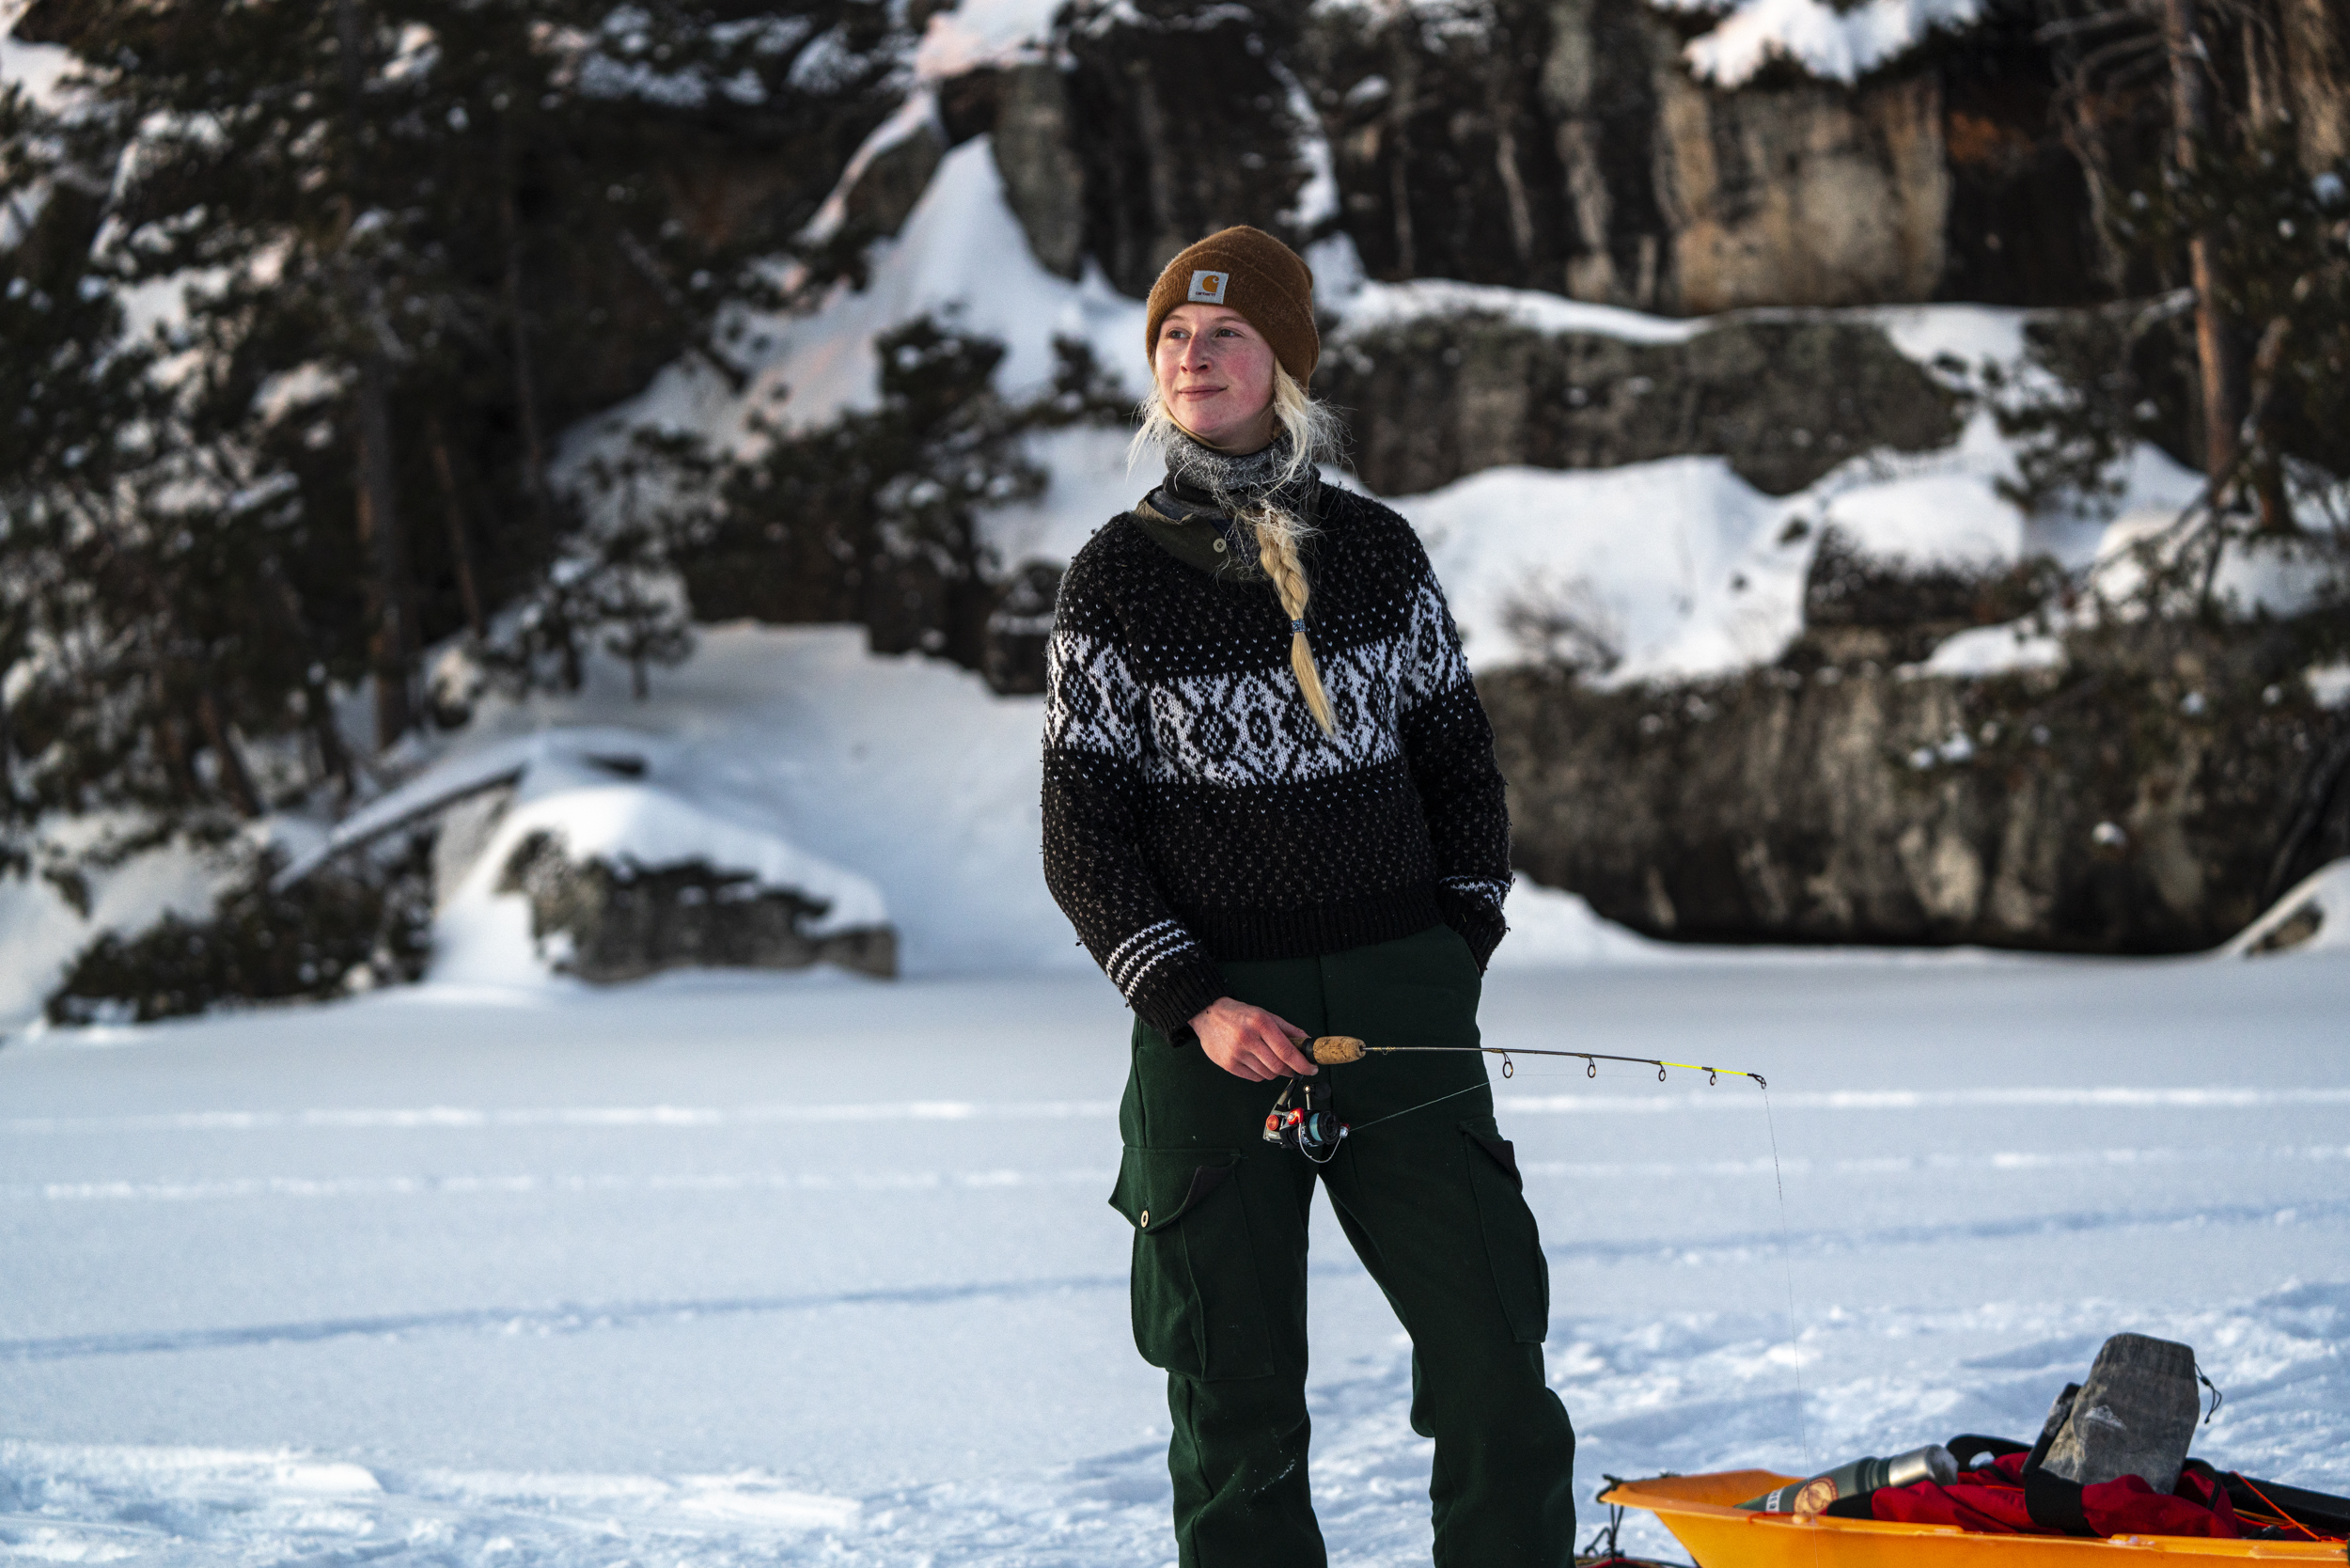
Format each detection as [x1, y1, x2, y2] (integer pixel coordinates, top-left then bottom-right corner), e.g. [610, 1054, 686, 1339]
[1305, 1035, 1766, 1087]
[1266, 1037, 1768, 1164]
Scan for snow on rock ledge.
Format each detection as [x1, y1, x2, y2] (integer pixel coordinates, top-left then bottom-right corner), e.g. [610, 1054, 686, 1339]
[2226, 860, 2350, 959]
[1656, 0, 1984, 88]
[400, 731, 896, 988]
[588, 135, 1145, 458]
[1485, 875, 1668, 967]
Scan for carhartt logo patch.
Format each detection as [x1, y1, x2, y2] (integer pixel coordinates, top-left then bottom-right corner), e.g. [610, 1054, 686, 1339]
[1186, 270, 1230, 304]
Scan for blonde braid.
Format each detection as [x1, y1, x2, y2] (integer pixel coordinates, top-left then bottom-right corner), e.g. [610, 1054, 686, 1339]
[1246, 503, 1335, 736]
[1134, 362, 1346, 736]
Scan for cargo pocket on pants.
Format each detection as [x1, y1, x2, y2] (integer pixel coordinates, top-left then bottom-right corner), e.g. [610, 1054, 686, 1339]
[1108, 1147, 1274, 1380]
[1460, 1122, 1550, 1343]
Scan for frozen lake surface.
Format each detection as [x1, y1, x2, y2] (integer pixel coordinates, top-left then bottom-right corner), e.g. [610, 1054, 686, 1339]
[4, 951, 2346, 1565]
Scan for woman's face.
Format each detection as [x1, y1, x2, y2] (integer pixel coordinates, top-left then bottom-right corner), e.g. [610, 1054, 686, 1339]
[1153, 304, 1278, 452]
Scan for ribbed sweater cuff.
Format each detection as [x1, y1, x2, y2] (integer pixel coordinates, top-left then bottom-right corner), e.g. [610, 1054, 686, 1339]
[1438, 889, 1508, 972]
[1131, 951, 1228, 1043]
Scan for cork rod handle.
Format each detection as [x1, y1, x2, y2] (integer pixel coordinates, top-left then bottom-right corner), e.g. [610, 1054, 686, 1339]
[1309, 1036, 1367, 1065]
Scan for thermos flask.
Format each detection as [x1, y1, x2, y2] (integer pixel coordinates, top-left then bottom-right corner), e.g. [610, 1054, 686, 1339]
[1739, 1445, 1959, 1515]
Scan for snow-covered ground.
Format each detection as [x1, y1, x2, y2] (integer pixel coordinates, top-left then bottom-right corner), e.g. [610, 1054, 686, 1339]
[5, 949, 2346, 1565]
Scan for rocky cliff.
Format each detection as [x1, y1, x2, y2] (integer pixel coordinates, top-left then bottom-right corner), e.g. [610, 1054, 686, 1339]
[833, 0, 2350, 321]
[1317, 311, 1962, 497]
[929, 0, 2122, 313]
[1485, 603, 2350, 952]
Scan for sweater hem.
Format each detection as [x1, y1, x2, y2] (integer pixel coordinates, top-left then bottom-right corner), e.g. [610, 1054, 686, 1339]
[1186, 886, 1449, 964]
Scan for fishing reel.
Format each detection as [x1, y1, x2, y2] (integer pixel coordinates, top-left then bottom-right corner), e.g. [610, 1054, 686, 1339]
[1263, 1075, 1349, 1164]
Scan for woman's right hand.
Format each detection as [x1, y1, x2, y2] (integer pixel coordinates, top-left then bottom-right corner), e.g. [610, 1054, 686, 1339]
[1190, 997, 1317, 1081]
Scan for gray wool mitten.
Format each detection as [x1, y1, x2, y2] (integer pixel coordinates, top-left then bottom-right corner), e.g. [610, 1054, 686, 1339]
[2041, 1333, 2201, 1493]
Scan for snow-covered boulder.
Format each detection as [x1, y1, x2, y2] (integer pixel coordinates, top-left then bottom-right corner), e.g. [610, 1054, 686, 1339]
[2227, 860, 2350, 959]
[306, 729, 899, 988]
[480, 796, 898, 984]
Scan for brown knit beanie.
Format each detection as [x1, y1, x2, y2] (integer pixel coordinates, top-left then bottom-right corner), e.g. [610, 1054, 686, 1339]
[1144, 226, 1319, 383]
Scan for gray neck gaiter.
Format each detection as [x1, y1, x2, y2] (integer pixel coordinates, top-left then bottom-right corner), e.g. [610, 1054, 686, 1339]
[1159, 429, 1312, 519]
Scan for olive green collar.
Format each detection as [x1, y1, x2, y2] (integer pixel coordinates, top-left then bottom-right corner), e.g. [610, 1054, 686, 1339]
[1130, 496, 1264, 581]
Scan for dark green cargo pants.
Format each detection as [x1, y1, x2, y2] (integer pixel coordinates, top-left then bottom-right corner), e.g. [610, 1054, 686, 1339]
[1109, 923, 1577, 1567]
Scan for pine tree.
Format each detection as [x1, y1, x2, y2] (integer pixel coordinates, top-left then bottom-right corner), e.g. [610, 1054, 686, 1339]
[2, 73, 286, 877]
[4, 0, 917, 998]
[675, 322, 1128, 668]
[3, 0, 912, 812]
[2021, 0, 2350, 529]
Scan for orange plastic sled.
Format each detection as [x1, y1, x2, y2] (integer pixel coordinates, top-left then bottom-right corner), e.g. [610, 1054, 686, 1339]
[1601, 1471, 2347, 1568]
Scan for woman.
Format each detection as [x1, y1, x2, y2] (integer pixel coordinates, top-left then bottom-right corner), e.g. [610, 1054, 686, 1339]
[1042, 226, 1576, 1567]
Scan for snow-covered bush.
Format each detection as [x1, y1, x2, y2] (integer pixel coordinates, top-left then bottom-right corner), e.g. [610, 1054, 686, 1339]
[672, 316, 1125, 670]
[1984, 141, 2350, 529]
[44, 839, 432, 1026]
[1981, 300, 2201, 523]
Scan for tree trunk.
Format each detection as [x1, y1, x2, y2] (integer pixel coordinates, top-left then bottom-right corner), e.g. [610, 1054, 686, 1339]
[1494, 123, 1535, 269]
[1487, 7, 1535, 272]
[496, 121, 555, 551]
[334, 0, 416, 746]
[2245, 312, 2297, 533]
[1386, 41, 1418, 279]
[426, 414, 487, 640]
[155, 710, 200, 804]
[0, 650, 13, 810]
[353, 352, 415, 748]
[305, 680, 356, 799]
[260, 556, 357, 799]
[194, 684, 264, 818]
[2163, 0, 2247, 499]
[2278, 0, 2350, 174]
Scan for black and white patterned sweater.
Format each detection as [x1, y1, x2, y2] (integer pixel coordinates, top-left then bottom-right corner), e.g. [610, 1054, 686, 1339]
[1041, 481, 1512, 1040]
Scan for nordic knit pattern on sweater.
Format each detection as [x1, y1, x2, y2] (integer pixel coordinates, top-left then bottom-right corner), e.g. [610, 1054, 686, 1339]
[1041, 484, 1512, 1039]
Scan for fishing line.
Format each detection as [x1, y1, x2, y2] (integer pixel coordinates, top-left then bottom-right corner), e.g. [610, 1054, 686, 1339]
[1342, 1080, 1491, 1137]
[1761, 1081, 1811, 1474]
[1347, 1060, 1627, 1137]
[1283, 1035, 1814, 1514]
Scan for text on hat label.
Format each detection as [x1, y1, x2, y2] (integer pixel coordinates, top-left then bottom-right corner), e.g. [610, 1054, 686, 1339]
[1186, 270, 1230, 305]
